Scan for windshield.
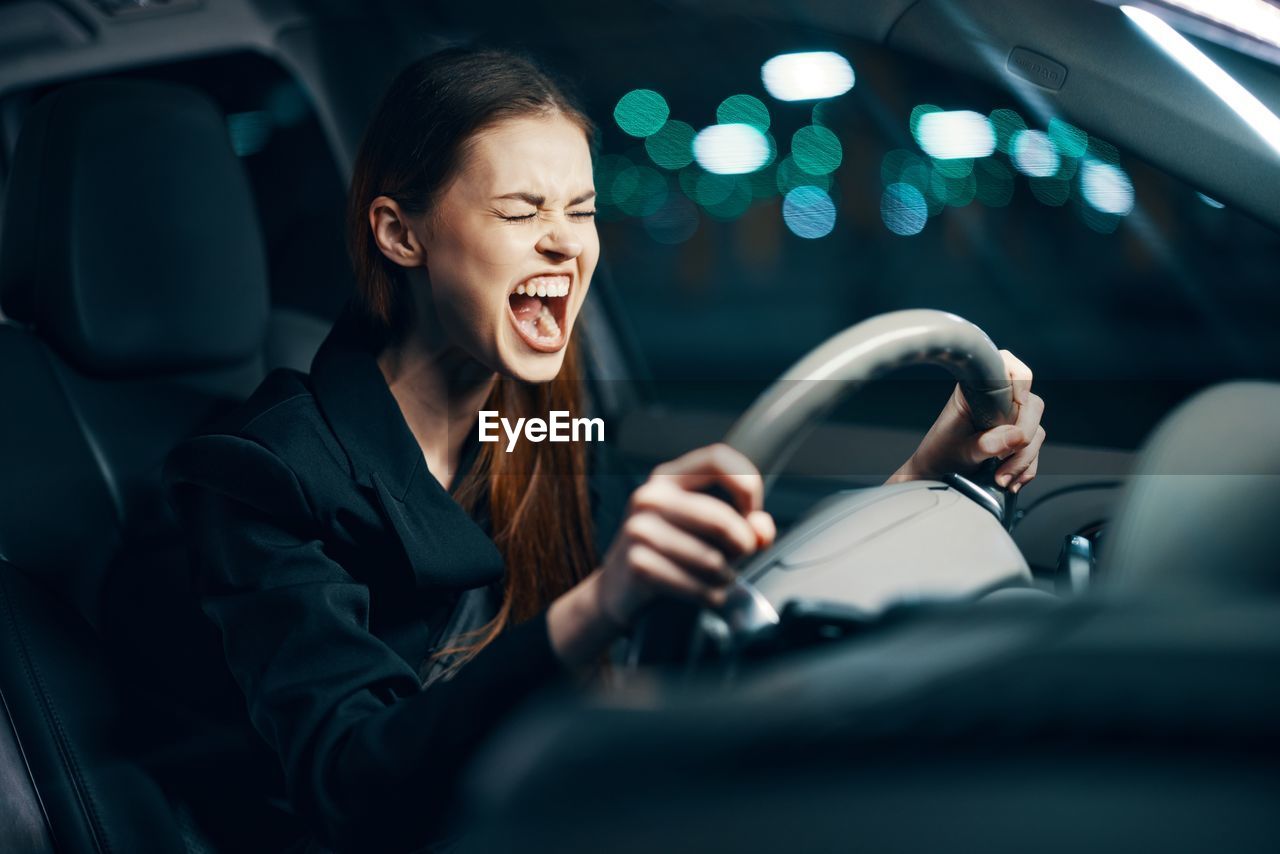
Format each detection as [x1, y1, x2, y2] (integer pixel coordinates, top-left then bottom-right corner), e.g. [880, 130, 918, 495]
[582, 24, 1278, 449]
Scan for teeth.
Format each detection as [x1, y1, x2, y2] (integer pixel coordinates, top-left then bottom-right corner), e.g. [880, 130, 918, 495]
[536, 304, 561, 337]
[512, 275, 571, 298]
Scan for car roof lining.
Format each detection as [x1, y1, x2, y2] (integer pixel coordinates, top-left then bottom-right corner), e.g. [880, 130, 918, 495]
[0, 0, 1277, 229]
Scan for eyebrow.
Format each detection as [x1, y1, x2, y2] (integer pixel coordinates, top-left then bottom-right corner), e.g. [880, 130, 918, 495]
[493, 190, 597, 206]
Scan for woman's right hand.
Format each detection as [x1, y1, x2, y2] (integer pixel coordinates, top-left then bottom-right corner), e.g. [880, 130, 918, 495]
[548, 443, 776, 668]
[594, 443, 776, 627]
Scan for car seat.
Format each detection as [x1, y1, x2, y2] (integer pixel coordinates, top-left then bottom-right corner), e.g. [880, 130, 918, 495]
[0, 79, 282, 853]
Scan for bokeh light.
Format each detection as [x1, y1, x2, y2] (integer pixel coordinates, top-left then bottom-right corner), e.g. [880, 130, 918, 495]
[881, 150, 926, 185]
[614, 89, 669, 138]
[909, 104, 942, 138]
[762, 51, 855, 101]
[226, 112, 272, 156]
[265, 82, 309, 128]
[916, 110, 996, 159]
[761, 132, 779, 168]
[702, 177, 754, 221]
[881, 183, 928, 235]
[1012, 130, 1061, 177]
[1055, 155, 1080, 182]
[645, 120, 696, 170]
[717, 94, 771, 132]
[901, 162, 932, 197]
[693, 123, 770, 174]
[612, 164, 669, 217]
[989, 108, 1027, 154]
[1048, 117, 1089, 158]
[975, 158, 1015, 207]
[931, 169, 977, 207]
[1087, 137, 1121, 165]
[748, 163, 779, 199]
[1029, 176, 1071, 206]
[692, 170, 738, 206]
[783, 185, 837, 237]
[931, 157, 974, 179]
[1080, 201, 1122, 234]
[791, 125, 843, 174]
[776, 155, 833, 194]
[1080, 159, 1135, 215]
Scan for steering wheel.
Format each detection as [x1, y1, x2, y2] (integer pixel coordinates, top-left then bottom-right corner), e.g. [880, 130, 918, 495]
[627, 309, 1023, 670]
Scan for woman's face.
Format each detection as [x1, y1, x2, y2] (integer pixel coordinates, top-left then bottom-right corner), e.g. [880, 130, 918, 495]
[414, 113, 599, 384]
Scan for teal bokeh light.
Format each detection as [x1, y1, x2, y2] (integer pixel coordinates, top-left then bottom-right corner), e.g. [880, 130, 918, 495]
[791, 125, 843, 175]
[614, 89, 670, 138]
[717, 94, 771, 132]
[783, 185, 837, 238]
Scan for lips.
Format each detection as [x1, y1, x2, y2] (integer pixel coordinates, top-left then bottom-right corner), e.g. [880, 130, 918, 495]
[507, 273, 572, 353]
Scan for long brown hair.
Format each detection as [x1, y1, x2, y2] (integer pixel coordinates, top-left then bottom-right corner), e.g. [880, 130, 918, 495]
[345, 47, 599, 672]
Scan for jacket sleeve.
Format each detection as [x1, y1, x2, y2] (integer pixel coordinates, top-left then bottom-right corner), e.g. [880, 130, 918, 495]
[163, 434, 569, 852]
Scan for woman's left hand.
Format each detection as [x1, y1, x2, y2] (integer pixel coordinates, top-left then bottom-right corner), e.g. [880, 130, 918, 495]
[890, 350, 1045, 493]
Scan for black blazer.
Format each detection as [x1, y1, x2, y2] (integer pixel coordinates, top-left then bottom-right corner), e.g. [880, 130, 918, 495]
[162, 302, 629, 853]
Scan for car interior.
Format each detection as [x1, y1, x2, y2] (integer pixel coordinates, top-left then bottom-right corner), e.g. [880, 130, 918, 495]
[0, 0, 1277, 851]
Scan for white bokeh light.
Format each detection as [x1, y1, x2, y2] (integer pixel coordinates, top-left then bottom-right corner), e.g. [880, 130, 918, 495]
[1080, 160, 1135, 215]
[915, 110, 996, 159]
[1012, 130, 1061, 178]
[693, 123, 770, 175]
[761, 52, 855, 102]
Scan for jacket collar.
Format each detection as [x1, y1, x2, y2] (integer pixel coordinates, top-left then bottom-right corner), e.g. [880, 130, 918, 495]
[308, 299, 504, 589]
[308, 299, 422, 499]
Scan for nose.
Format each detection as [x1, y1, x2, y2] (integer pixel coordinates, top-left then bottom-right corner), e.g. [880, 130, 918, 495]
[535, 222, 583, 261]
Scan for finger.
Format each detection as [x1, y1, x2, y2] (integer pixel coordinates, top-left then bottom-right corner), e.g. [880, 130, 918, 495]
[1011, 457, 1039, 493]
[651, 443, 764, 515]
[625, 543, 726, 609]
[632, 483, 759, 558]
[968, 424, 1027, 466]
[995, 425, 1046, 487]
[624, 512, 736, 585]
[999, 349, 1033, 405]
[747, 510, 777, 550]
[1014, 392, 1044, 443]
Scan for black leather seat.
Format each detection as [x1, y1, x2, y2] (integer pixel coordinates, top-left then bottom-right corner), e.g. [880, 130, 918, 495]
[0, 79, 279, 853]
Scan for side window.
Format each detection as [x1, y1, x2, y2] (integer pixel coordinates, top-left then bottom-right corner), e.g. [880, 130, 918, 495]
[3, 52, 352, 324]
[579, 31, 1280, 448]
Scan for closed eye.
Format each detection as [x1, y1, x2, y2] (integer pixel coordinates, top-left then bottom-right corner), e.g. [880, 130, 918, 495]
[500, 210, 597, 222]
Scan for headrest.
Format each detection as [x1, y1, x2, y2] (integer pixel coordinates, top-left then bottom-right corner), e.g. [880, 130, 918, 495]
[0, 79, 269, 377]
[1102, 380, 1280, 600]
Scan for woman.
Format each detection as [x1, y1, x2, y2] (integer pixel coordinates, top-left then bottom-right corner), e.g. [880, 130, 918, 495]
[164, 46, 1045, 853]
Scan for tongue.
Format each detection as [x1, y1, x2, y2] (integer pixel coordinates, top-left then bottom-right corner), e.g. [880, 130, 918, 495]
[509, 293, 543, 320]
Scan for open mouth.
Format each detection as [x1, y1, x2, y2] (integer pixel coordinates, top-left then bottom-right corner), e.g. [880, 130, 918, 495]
[507, 274, 572, 352]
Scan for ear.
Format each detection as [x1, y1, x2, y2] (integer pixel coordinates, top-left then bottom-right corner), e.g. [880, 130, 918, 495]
[369, 195, 427, 268]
